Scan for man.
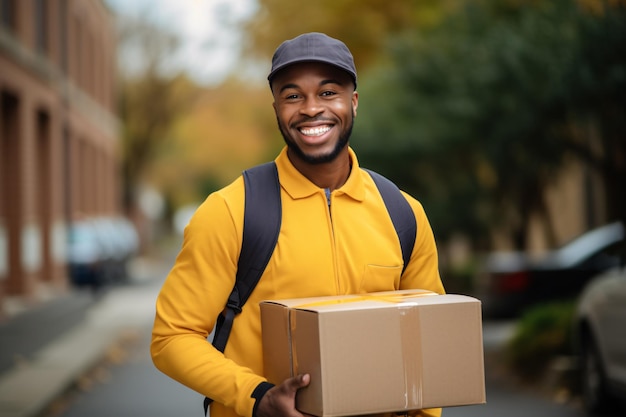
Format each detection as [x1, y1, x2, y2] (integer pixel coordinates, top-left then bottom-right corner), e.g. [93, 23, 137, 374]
[151, 32, 445, 417]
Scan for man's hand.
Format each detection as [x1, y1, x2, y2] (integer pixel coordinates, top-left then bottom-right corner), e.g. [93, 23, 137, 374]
[255, 374, 313, 417]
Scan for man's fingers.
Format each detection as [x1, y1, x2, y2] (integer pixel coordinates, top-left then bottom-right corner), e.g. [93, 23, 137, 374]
[256, 374, 311, 417]
[283, 373, 310, 393]
[298, 373, 310, 388]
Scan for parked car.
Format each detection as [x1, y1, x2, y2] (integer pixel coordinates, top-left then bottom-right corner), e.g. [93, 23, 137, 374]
[67, 216, 139, 288]
[90, 217, 139, 282]
[574, 264, 626, 415]
[479, 222, 625, 318]
[67, 219, 108, 288]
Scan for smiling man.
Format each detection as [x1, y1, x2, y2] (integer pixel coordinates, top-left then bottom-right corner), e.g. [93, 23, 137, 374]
[272, 59, 356, 191]
[151, 33, 445, 417]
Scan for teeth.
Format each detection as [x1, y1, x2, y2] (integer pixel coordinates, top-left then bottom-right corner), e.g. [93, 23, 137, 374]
[300, 126, 331, 136]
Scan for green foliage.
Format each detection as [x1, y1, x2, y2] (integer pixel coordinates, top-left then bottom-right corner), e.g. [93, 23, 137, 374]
[354, 0, 626, 247]
[441, 258, 480, 294]
[504, 300, 576, 381]
[561, 3, 626, 223]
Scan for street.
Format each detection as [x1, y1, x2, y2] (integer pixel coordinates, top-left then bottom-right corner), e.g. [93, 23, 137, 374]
[40, 264, 203, 417]
[43, 263, 590, 417]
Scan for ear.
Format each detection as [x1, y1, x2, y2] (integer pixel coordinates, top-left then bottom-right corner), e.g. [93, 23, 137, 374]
[352, 91, 359, 118]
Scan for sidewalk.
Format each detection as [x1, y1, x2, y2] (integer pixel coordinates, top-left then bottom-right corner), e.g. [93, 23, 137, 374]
[0, 257, 167, 417]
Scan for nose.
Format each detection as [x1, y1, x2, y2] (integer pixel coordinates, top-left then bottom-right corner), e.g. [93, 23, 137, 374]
[299, 95, 324, 117]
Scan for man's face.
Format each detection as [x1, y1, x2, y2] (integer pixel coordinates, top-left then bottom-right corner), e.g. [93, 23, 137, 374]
[271, 62, 358, 165]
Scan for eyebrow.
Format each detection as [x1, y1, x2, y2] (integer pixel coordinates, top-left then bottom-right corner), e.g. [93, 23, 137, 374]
[279, 78, 345, 94]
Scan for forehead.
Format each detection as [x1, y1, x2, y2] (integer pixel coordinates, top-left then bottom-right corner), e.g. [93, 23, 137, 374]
[271, 61, 353, 91]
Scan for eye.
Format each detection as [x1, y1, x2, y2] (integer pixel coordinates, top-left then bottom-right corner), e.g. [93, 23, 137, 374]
[321, 90, 336, 97]
[283, 92, 300, 100]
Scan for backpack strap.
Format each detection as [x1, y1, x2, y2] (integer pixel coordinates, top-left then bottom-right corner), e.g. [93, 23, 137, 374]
[363, 169, 417, 274]
[212, 161, 281, 352]
[205, 162, 281, 414]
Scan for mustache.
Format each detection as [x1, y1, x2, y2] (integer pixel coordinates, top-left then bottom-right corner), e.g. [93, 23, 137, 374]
[291, 116, 336, 128]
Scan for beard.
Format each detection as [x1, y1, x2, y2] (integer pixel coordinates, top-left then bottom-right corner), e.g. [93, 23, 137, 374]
[277, 114, 354, 165]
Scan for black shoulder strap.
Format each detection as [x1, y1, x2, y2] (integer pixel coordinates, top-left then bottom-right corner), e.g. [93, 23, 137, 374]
[205, 162, 281, 414]
[363, 169, 417, 274]
[211, 162, 281, 353]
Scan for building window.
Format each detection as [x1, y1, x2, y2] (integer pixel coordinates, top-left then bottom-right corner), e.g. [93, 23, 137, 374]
[1, 0, 16, 32]
[34, 0, 47, 54]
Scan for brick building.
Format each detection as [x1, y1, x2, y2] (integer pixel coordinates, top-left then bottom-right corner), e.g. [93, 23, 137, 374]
[0, 0, 120, 312]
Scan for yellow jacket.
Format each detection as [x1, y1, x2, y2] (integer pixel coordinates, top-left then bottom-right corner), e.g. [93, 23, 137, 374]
[151, 147, 445, 417]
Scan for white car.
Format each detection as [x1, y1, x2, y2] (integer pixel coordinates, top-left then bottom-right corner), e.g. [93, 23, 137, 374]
[575, 264, 626, 415]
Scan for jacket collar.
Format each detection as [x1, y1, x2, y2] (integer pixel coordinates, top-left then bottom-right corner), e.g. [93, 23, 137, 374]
[275, 146, 366, 202]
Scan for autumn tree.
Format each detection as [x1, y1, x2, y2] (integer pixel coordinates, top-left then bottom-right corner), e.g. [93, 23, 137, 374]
[241, 0, 457, 74]
[115, 14, 198, 216]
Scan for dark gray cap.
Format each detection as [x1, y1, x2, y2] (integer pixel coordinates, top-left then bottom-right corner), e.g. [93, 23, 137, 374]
[268, 32, 357, 88]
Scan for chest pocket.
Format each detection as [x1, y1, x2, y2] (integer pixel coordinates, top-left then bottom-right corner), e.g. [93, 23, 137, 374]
[359, 264, 402, 293]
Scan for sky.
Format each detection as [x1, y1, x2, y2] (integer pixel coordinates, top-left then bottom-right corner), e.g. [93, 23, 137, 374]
[104, 0, 258, 85]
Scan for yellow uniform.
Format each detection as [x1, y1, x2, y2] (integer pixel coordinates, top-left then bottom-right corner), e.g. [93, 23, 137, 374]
[151, 147, 445, 417]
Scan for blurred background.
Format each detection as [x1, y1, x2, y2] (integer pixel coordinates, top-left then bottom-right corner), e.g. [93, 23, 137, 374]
[0, 0, 625, 416]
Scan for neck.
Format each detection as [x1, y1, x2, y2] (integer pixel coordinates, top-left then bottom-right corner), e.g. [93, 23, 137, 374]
[287, 148, 351, 190]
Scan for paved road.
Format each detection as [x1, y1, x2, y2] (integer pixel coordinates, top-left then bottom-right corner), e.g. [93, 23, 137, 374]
[43, 273, 592, 417]
[48, 328, 203, 417]
[41, 274, 203, 417]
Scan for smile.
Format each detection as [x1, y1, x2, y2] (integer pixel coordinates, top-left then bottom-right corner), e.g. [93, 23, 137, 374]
[299, 125, 332, 136]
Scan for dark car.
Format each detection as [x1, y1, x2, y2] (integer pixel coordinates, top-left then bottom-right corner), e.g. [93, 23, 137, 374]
[479, 222, 625, 318]
[574, 264, 626, 415]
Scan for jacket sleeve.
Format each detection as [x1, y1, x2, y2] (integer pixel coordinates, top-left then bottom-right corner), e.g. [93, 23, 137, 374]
[399, 192, 445, 295]
[150, 188, 266, 417]
[412, 408, 442, 417]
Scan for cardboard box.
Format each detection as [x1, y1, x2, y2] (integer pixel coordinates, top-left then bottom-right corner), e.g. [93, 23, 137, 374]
[261, 290, 485, 416]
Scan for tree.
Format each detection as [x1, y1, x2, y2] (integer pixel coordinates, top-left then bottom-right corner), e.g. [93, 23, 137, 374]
[145, 79, 278, 209]
[355, 0, 625, 249]
[240, 0, 455, 74]
[562, 2, 626, 225]
[115, 14, 198, 214]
